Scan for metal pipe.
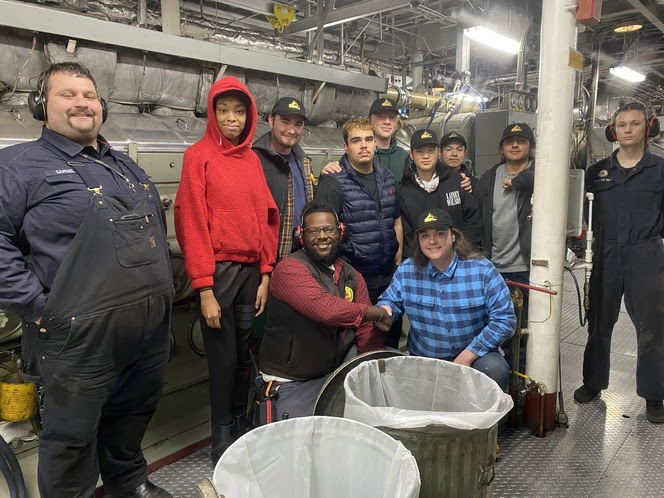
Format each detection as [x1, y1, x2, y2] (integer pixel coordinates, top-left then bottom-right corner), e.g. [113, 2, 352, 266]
[526, 0, 578, 435]
[412, 51, 424, 89]
[340, 23, 344, 66]
[137, 0, 148, 27]
[383, 86, 440, 110]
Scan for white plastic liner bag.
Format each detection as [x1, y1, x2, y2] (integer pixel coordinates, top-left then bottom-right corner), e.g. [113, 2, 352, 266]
[344, 356, 514, 430]
[213, 415, 421, 498]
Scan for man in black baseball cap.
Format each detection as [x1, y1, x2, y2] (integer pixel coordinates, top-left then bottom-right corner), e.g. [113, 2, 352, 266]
[398, 128, 481, 258]
[475, 120, 536, 366]
[367, 98, 409, 183]
[439, 131, 477, 191]
[376, 206, 515, 390]
[253, 96, 314, 260]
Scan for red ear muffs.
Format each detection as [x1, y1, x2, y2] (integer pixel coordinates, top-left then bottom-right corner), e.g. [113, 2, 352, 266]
[647, 116, 660, 137]
[605, 123, 617, 142]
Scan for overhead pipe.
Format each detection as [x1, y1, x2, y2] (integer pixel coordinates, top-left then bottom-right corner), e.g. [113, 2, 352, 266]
[525, 0, 578, 436]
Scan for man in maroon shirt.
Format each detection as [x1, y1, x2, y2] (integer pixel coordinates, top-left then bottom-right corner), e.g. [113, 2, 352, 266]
[258, 201, 389, 420]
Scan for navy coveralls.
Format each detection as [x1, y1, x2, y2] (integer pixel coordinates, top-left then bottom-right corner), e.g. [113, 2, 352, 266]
[0, 128, 173, 497]
[583, 149, 664, 400]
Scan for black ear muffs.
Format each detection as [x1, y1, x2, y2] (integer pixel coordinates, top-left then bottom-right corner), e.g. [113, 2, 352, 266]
[28, 90, 109, 123]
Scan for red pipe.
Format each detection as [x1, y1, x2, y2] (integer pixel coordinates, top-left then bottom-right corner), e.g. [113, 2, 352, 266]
[504, 280, 558, 295]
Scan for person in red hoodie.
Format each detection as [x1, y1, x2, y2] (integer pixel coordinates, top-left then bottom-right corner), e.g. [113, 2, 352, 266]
[175, 76, 279, 464]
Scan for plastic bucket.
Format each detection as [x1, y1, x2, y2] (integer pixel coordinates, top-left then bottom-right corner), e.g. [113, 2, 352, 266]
[213, 416, 421, 498]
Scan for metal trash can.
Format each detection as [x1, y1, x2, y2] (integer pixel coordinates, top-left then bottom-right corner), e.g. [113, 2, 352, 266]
[212, 416, 421, 498]
[344, 356, 513, 498]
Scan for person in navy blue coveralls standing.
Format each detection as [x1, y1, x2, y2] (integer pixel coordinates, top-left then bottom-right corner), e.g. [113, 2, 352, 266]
[574, 102, 664, 424]
[0, 63, 174, 497]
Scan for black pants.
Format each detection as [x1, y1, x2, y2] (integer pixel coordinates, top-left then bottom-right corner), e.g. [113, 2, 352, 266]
[202, 262, 259, 426]
[37, 293, 171, 497]
[366, 272, 402, 350]
[583, 241, 664, 399]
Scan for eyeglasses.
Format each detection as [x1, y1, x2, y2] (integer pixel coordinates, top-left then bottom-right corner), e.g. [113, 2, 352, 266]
[303, 226, 339, 237]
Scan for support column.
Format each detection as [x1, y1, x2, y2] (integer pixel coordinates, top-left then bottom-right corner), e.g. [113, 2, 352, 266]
[456, 27, 469, 73]
[160, 0, 180, 36]
[525, 0, 578, 434]
[412, 51, 424, 89]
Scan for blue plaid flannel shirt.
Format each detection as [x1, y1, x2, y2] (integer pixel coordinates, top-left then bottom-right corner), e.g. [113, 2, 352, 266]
[378, 254, 515, 359]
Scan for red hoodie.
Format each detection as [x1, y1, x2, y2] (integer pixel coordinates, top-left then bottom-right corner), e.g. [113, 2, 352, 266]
[174, 76, 279, 289]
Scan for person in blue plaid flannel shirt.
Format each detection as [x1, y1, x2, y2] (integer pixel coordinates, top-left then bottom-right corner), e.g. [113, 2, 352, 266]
[377, 208, 516, 390]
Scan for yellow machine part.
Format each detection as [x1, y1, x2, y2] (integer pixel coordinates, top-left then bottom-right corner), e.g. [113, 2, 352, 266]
[0, 373, 37, 422]
[267, 3, 295, 33]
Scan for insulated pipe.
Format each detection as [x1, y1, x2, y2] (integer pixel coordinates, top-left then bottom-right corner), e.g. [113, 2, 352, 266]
[382, 86, 440, 110]
[525, 0, 578, 434]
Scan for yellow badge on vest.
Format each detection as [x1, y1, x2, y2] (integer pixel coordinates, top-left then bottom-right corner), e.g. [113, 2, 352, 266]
[598, 170, 608, 178]
[344, 286, 354, 302]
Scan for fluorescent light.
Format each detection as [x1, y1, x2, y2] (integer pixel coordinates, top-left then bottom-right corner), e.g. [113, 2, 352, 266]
[464, 26, 521, 55]
[610, 66, 646, 83]
[614, 24, 642, 33]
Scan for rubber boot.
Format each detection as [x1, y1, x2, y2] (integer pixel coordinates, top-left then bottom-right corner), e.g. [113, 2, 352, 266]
[210, 420, 236, 465]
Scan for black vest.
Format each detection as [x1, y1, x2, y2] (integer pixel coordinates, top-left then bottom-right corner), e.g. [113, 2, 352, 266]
[259, 250, 357, 381]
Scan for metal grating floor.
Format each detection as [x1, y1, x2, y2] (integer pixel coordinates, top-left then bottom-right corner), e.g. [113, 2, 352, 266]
[149, 269, 664, 497]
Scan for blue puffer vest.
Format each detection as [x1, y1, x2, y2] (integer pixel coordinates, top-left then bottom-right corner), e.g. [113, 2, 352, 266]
[332, 154, 399, 277]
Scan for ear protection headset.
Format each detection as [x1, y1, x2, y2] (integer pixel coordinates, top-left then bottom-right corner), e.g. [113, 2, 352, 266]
[294, 205, 345, 247]
[28, 71, 109, 123]
[605, 102, 660, 142]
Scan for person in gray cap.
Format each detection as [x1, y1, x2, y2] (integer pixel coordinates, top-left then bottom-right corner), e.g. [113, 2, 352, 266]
[254, 97, 315, 260]
[321, 97, 409, 184]
[439, 131, 478, 191]
[377, 208, 515, 390]
[399, 129, 481, 258]
[475, 122, 535, 368]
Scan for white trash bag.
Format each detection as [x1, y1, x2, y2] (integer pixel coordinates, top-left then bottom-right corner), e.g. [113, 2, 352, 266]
[213, 416, 421, 498]
[344, 356, 514, 430]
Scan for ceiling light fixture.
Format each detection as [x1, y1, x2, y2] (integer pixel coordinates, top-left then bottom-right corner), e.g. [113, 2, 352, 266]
[610, 66, 646, 83]
[614, 24, 643, 33]
[463, 26, 521, 55]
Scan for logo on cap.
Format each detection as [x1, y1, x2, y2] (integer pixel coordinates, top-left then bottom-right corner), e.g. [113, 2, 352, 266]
[511, 124, 523, 132]
[382, 99, 393, 107]
[288, 100, 301, 110]
[424, 212, 437, 223]
[421, 131, 433, 139]
[598, 170, 608, 178]
[449, 133, 458, 138]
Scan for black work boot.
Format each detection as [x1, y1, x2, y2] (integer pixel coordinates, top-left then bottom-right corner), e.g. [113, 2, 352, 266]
[646, 399, 664, 424]
[573, 385, 601, 403]
[211, 420, 236, 465]
[107, 481, 172, 498]
[233, 411, 252, 438]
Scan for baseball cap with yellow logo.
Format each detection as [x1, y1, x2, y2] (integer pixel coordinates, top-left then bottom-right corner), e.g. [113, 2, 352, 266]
[499, 122, 535, 146]
[271, 97, 307, 120]
[369, 98, 399, 116]
[410, 128, 440, 149]
[415, 208, 454, 233]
